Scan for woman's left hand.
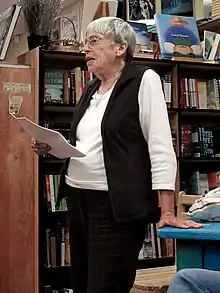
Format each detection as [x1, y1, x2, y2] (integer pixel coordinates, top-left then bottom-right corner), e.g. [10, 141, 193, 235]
[158, 213, 203, 229]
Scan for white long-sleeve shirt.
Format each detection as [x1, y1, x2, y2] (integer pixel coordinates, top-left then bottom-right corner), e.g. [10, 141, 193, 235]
[65, 69, 177, 191]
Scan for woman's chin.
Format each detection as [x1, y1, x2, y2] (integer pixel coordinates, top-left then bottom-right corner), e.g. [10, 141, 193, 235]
[87, 65, 96, 74]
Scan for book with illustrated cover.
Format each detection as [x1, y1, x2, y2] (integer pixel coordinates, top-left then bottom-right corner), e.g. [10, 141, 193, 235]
[203, 30, 220, 61]
[154, 13, 202, 59]
[45, 70, 64, 104]
[0, 4, 22, 61]
[127, 20, 152, 53]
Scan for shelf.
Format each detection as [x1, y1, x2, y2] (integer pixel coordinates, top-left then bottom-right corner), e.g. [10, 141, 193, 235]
[44, 50, 85, 59]
[44, 157, 66, 163]
[168, 108, 178, 114]
[43, 210, 68, 228]
[198, 17, 220, 38]
[42, 49, 220, 70]
[134, 56, 175, 69]
[41, 266, 72, 289]
[44, 104, 75, 113]
[43, 158, 66, 174]
[181, 109, 220, 118]
[179, 61, 220, 73]
[180, 158, 220, 163]
[43, 50, 86, 68]
[137, 257, 175, 269]
[42, 258, 175, 271]
[44, 105, 177, 115]
[46, 210, 67, 216]
[44, 265, 71, 271]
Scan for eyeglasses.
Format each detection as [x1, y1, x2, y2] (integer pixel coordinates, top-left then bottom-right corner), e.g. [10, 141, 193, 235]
[84, 36, 102, 47]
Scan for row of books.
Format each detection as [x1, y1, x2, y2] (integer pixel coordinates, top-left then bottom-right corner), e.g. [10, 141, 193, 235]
[44, 222, 173, 268]
[45, 175, 67, 212]
[138, 223, 174, 260]
[44, 68, 93, 105]
[45, 66, 173, 107]
[181, 124, 220, 158]
[44, 216, 174, 265]
[45, 225, 71, 268]
[181, 78, 220, 110]
[44, 66, 220, 112]
[129, 14, 220, 62]
[182, 170, 220, 196]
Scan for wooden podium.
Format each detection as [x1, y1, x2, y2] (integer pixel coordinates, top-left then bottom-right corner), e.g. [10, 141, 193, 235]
[0, 51, 39, 293]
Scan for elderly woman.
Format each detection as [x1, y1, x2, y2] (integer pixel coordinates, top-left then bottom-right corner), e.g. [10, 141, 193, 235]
[33, 17, 202, 293]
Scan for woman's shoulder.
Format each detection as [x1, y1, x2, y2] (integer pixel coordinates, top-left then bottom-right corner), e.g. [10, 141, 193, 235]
[124, 62, 154, 78]
[142, 68, 159, 78]
[140, 68, 162, 87]
[137, 66, 161, 84]
[131, 63, 159, 78]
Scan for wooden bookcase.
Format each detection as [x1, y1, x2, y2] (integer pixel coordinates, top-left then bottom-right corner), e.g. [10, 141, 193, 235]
[0, 62, 39, 293]
[1, 47, 220, 292]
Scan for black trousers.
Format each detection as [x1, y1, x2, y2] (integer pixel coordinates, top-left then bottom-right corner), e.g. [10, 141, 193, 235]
[66, 187, 147, 293]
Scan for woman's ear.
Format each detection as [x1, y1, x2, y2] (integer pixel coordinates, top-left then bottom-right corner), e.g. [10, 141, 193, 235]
[116, 43, 128, 57]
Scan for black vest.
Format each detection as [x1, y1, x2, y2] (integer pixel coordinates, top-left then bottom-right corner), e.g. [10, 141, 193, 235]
[57, 63, 160, 223]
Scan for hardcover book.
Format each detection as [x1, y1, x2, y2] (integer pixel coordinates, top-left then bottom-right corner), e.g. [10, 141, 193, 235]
[203, 30, 220, 61]
[154, 13, 202, 59]
[127, 21, 152, 53]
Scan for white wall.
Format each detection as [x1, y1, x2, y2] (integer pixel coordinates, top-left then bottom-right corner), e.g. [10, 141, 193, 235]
[0, 0, 18, 12]
[5, 34, 28, 63]
[0, 1, 25, 62]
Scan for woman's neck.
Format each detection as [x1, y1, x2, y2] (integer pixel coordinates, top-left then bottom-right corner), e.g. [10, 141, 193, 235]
[97, 62, 125, 94]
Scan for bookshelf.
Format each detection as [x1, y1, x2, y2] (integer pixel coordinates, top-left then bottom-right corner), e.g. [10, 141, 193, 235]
[178, 61, 220, 195]
[0, 63, 39, 293]
[2, 47, 220, 292]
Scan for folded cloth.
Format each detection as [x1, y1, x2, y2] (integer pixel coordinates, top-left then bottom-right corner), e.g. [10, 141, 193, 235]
[187, 188, 220, 221]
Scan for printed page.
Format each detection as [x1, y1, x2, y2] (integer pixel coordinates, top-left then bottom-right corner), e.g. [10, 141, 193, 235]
[10, 114, 85, 159]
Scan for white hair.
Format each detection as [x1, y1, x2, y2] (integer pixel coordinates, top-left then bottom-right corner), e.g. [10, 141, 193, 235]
[86, 16, 136, 61]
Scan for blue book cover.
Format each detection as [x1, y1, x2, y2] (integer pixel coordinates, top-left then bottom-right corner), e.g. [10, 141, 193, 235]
[154, 13, 202, 59]
[127, 21, 152, 53]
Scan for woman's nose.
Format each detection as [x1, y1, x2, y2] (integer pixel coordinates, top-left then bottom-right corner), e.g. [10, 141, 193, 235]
[83, 41, 91, 52]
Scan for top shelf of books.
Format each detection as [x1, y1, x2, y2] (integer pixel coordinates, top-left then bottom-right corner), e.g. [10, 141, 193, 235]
[39, 12, 220, 74]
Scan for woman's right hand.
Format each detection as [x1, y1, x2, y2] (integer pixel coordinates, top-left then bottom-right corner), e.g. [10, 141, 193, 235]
[31, 140, 51, 156]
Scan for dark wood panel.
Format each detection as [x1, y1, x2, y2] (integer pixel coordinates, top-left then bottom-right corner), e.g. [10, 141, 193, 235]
[0, 66, 38, 293]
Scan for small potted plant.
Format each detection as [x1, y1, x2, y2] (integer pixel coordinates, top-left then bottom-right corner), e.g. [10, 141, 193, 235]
[21, 0, 63, 50]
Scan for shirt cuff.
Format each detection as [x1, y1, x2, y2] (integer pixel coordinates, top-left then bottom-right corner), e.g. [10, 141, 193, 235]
[152, 183, 175, 191]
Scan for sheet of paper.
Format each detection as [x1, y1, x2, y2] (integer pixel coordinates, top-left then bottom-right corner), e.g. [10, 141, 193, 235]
[10, 114, 86, 159]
